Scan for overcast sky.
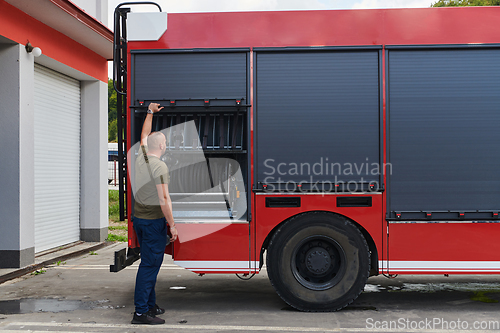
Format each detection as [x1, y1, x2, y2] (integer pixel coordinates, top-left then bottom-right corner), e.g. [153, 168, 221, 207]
[106, 0, 433, 78]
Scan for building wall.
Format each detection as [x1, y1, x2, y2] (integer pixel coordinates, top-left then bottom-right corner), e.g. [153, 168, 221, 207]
[71, 0, 108, 26]
[0, 43, 35, 267]
[80, 80, 109, 242]
[0, 1, 108, 82]
[0, 1, 110, 268]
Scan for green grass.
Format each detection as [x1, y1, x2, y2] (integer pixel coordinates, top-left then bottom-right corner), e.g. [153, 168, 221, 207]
[108, 225, 128, 231]
[107, 234, 128, 242]
[108, 190, 128, 242]
[31, 269, 46, 276]
[108, 190, 125, 223]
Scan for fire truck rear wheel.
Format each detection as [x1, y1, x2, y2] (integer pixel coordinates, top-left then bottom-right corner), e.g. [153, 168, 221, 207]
[266, 212, 370, 311]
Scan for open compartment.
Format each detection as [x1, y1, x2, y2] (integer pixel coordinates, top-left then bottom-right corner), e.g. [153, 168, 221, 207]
[131, 107, 249, 222]
[129, 50, 250, 223]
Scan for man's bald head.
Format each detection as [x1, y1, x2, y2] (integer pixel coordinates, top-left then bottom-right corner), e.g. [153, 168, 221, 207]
[147, 132, 166, 154]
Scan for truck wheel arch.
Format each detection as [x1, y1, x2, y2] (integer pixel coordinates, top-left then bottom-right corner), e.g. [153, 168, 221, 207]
[259, 211, 378, 276]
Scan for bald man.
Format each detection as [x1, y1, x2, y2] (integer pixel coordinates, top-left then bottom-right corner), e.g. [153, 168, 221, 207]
[131, 102, 178, 325]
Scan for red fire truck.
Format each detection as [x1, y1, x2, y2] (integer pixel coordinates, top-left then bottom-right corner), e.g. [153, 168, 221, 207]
[110, 3, 500, 311]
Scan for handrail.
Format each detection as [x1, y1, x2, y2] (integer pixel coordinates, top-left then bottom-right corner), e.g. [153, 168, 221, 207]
[112, 2, 162, 221]
[113, 2, 162, 95]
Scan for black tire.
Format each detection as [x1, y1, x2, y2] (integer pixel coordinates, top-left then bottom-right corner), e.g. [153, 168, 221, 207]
[266, 212, 370, 311]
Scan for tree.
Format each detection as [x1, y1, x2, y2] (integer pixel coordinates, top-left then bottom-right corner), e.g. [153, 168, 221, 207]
[108, 118, 118, 142]
[108, 79, 118, 142]
[432, 0, 500, 6]
[108, 79, 117, 124]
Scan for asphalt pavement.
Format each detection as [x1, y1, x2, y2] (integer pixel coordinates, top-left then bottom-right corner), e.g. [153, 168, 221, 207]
[1, 242, 500, 332]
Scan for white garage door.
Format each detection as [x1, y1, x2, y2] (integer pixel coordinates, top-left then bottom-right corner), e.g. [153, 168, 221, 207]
[34, 64, 81, 253]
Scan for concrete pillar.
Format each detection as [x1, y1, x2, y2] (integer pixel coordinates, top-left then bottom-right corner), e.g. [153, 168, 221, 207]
[96, 0, 108, 27]
[0, 43, 35, 268]
[80, 80, 108, 242]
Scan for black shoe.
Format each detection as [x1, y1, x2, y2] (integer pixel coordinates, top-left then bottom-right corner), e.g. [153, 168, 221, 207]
[131, 312, 165, 325]
[149, 304, 165, 315]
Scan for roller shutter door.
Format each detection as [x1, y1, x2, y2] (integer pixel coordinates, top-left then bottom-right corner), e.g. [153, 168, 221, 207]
[387, 48, 500, 219]
[256, 50, 380, 188]
[34, 64, 81, 252]
[133, 52, 247, 101]
[131, 51, 248, 146]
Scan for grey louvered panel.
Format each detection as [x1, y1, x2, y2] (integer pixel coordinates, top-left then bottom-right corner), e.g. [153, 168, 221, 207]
[388, 48, 500, 216]
[256, 50, 380, 186]
[133, 52, 247, 101]
[34, 64, 81, 252]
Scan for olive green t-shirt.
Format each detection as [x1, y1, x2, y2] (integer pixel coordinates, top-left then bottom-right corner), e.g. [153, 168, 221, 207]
[133, 145, 170, 219]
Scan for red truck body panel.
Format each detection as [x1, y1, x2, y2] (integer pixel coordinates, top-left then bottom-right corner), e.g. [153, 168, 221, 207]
[126, 7, 500, 276]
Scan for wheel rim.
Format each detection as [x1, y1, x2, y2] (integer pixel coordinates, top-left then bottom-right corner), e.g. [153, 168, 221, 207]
[291, 235, 347, 291]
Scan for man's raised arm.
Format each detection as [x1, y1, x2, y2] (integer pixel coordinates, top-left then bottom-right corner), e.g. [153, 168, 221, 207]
[140, 102, 163, 146]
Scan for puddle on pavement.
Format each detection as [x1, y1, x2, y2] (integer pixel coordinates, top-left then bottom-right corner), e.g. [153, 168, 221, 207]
[364, 282, 500, 294]
[0, 298, 92, 314]
[363, 282, 500, 304]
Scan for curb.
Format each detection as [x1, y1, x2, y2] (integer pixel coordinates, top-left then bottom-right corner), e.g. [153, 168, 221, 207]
[0, 242, 111, 285]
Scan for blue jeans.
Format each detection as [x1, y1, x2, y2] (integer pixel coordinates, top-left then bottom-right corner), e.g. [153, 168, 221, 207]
[133, 216, 169, 314]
